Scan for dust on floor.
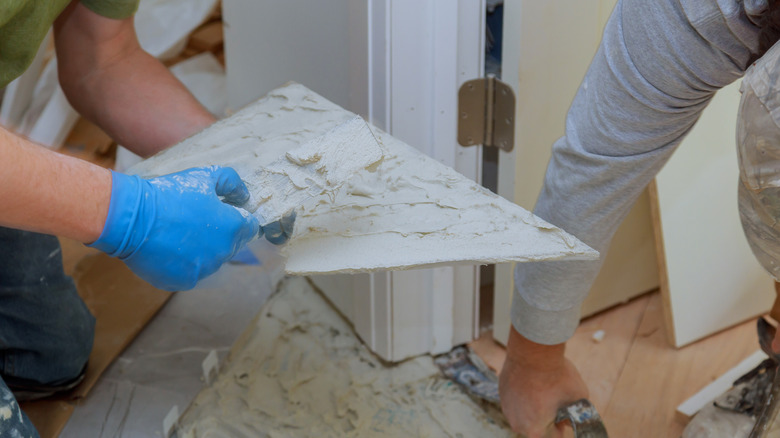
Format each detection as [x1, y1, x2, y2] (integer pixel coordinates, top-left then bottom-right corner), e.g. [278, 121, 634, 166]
[178, 276, 512, 437]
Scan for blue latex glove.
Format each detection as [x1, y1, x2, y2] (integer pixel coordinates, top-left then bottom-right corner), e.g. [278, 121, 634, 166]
[89, 166, 260, 291]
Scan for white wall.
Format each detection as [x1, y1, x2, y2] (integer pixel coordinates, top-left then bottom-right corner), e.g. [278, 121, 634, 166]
[223, 0, 368, 115]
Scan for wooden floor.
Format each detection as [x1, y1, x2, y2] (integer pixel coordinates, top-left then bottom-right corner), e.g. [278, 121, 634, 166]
[470, 290, 760, 437]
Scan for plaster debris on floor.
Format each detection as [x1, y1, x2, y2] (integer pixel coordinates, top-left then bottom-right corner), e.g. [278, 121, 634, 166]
[177, 276, 513, 438]
[129, 83, 597, 276]
[683, 359, 780, 437]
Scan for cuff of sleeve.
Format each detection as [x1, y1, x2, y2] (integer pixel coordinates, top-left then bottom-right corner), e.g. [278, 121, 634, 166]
[87, 171, 142, 257]
[510, 291, 581, 345]
[80, 0, 139, 20]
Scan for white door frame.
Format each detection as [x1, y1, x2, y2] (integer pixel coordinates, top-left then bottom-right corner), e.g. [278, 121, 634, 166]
[343, 0, 485, 361]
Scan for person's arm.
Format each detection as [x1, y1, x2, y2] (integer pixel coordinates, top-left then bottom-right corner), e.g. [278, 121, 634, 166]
[0, 127, 110, 242]
[53, 1, 215, 157]
[0, 121, 259, 291]
[502, 0, 767, 435]
[499, 327, 587, 437]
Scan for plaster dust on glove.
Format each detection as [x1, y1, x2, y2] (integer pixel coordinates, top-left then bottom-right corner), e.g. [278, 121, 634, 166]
[128, 83, 598, 275]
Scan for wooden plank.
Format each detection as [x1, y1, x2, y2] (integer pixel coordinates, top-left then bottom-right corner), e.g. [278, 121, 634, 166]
[567, 293, 651, 412]
[62, 117, 114, 155]
[188, 21, 223, 53]
[648, 180, 676, 346]
[604, 293, 758, 436]
[20, 399, 74, 438]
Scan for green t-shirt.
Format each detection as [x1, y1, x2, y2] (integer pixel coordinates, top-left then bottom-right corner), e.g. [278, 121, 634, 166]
[0, 0, 140, 89]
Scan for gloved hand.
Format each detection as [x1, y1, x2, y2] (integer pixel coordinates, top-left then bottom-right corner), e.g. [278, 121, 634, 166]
[89, 166, 260, 291]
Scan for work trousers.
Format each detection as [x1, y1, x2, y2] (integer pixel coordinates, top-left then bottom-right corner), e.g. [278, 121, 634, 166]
[0, 227, 95, 437]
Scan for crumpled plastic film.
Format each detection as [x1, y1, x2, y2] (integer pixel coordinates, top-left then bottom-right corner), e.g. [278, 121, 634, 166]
[737, 41, 780, 281]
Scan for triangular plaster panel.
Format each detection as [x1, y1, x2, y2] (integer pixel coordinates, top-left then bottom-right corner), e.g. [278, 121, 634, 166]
[129, 83, 597, 275]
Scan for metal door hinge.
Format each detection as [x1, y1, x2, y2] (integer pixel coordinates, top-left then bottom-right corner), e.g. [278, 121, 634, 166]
[457, 75, 515, 152]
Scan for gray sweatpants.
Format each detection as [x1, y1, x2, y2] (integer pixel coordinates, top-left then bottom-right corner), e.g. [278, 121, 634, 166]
[512, 0, 769, 345]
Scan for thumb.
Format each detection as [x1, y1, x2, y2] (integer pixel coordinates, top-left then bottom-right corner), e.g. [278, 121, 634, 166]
[235, 209, 261, 247]
[212, 166, 251, 206]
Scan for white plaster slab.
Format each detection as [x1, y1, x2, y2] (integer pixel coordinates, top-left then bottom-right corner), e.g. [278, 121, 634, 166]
[246, 115, 383, 224]
[129, 83, 597, 274]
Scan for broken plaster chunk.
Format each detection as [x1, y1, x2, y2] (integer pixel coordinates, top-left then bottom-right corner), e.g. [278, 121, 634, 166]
[175, 277, 514, 437]
[592, 330, 605, 343]
[202, 349, 219, 385]
[162, 405, 180, 438]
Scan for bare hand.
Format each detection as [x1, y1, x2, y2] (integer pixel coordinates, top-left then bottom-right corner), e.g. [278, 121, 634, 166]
[499, 328, 589, 437]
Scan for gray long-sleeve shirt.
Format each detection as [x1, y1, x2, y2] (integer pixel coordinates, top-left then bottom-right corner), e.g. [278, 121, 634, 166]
[512, 0, 770, 345]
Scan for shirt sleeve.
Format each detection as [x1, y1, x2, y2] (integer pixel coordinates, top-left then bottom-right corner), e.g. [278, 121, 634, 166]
[80, 0, 139, 20]
[511, 0, 764, 345]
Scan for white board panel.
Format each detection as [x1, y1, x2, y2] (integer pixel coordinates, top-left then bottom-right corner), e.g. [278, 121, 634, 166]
[656, 82, 774, 347]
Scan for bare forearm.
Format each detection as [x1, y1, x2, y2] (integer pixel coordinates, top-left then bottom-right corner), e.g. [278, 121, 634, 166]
[0, 127, 110, 242]
[61, 48, 214, 157]
[55, 2, 215, 157]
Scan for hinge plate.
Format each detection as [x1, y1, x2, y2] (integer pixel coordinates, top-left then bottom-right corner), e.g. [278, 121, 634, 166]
[457, 76, 515, 152]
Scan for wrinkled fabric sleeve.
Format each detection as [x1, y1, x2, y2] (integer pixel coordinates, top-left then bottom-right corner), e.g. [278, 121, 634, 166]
[512, 0, 765, 345]
[80, 0, 139, 20]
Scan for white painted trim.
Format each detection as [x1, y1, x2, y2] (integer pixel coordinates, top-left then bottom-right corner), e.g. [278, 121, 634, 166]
[366, 0, 395, 361]
[455, 0, 486, 345]
[431, 266, 456, 354]
[379, 0, 484, 359]
[368, 0, 391, 131]
[676, 350, 767, 420]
